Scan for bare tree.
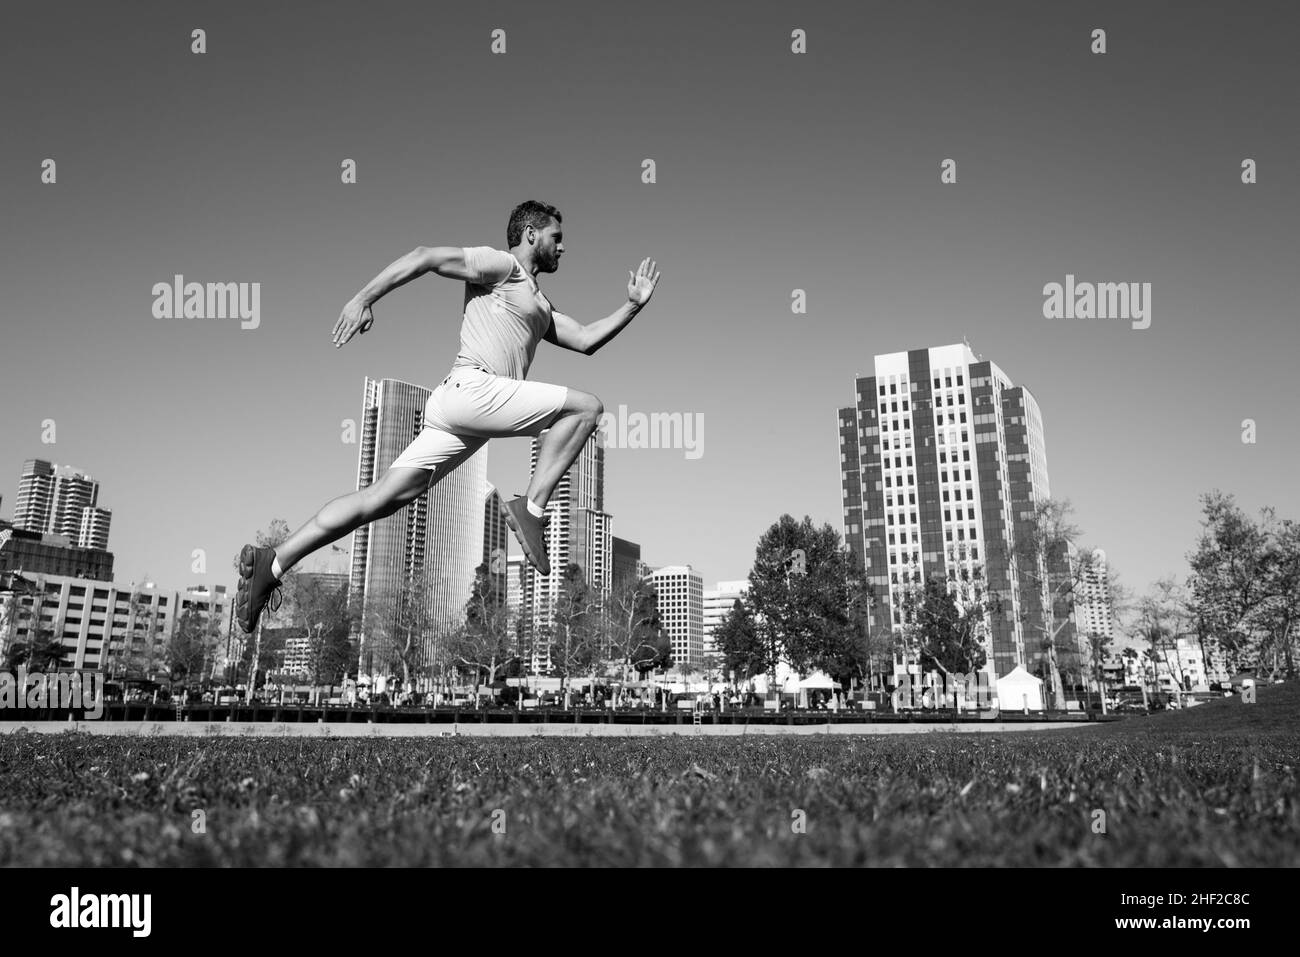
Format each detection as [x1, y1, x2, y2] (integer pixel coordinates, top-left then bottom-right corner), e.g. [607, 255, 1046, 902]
[602, 574, 665, 683]
[997, 499, 1099, 710]
[550, 563, 603, 700]
[452, 562, 514, 702]
[1133, 578, 1195, 704]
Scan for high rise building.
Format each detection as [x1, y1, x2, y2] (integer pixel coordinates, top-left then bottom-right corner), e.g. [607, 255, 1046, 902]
[77, 507, 112, 551]
[12, 459, 55, 532]
[838, 343, 1073, 683]
[0, 573, 230, 676]
[611, 536, 642, 593]
[483, 485, 508, 568]
[348, 378, 490, 672]
[505, 554, 548, 674]
[1003, 384, 1077, 681]
[649, 564, 703, 667]
[483, 484, 509, 609]
[526, 430, 613, 640]
[12, 460, 112, 549]
[702, 579, 750, 659]
[1071, 546, 1113, 642]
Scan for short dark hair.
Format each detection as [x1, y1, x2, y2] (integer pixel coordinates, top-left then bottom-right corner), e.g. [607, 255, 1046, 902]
[507, 200, 562, 248]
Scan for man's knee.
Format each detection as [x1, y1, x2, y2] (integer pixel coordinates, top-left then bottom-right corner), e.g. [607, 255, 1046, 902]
[574, 391, 603, 422]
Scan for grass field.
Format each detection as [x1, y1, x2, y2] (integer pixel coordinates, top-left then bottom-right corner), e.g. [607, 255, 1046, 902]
[1, 684, 1296, 866]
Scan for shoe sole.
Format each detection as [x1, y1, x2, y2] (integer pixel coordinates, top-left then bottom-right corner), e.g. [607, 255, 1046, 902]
[235, 544, 260, 634]
[501, 502, 550, 575]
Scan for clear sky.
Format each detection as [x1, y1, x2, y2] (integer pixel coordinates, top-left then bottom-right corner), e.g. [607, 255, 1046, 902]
[2, 0, 1297, 608]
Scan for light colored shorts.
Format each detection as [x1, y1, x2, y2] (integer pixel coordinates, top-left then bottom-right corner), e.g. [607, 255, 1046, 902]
[388, 366, 569, 473]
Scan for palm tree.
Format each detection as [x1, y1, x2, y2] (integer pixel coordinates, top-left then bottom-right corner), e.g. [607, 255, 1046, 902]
[4, 630, 66, 672]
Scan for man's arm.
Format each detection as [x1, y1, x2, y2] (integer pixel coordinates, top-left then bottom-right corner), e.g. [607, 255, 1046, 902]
[543, 257, 661, 356]
[544, 304, 641, 356]
[332, 246, 511, 348]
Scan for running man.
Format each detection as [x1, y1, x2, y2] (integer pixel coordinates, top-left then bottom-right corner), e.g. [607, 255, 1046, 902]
[234, 200, 660, 633]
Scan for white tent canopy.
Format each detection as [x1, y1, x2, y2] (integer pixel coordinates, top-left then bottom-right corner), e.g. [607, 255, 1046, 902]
[783, 670, 841, 692]
[997, 665, 1044, 710]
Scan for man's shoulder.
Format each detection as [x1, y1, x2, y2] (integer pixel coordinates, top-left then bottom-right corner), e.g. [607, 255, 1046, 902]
[466, 246, 517, 266]
[462, 246, 519, 286]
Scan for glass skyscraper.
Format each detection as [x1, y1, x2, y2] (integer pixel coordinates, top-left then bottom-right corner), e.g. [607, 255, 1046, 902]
[348, 377, 490, 672]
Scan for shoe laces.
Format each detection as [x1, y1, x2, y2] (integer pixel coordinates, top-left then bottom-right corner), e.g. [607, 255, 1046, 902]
[253, 574, 284, 629]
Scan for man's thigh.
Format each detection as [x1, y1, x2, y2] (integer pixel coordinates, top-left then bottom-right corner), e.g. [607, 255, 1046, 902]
[388, 419, 487, 482]
[429, 368, 569, 439]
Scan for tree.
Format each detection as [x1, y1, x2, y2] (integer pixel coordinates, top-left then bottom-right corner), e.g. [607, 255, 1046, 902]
[295, 576, 355, 701]
[0, 574, 63, 672]
[123, 585, 166, 681]
[243, 628, 287, 689]
[630, 632, 673, 676]
[1133, 578, 1194, 702]
[355, 574, 428, 689]
[389, 578, 432, 689]
[899, 574, 989, 678]
[453, 562, 514, 699]
[1253, 516, 1300, 679]
[716, 597, 768, 682]
[697, 651, 724, 687]
[746, 515, 859, 684]
[1188, 494, 1300, 679]
[1082, 629, 1113, 711]
[165, 608, 213, 690]
[1119, 646, 1141, 697]
[0, 594, 16, 667]
[843, 571, 889, 693]
[3, 629, 65, 672]
[603, 575, 668, 682]
[1187, 492, 1269, 672]
[997, 499, 1096, 709]
[549, 563, 601, 696]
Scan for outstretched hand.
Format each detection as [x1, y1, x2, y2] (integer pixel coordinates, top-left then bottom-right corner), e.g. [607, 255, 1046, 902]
[333, 298, 374, 348]
[627, 258, 661, 306]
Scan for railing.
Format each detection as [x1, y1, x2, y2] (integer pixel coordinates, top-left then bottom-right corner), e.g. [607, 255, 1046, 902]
[1, 701, 1120, 725]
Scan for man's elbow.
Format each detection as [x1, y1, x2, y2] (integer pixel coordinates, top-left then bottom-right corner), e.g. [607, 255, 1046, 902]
[412, 246, 437, 273]
[581, 333, 602, 356]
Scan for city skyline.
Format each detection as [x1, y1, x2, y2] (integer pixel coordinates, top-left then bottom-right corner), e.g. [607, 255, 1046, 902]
[2, 0, 1297, 611]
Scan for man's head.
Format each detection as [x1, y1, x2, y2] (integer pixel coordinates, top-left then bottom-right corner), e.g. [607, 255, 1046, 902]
[507, 200, 564, 273]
